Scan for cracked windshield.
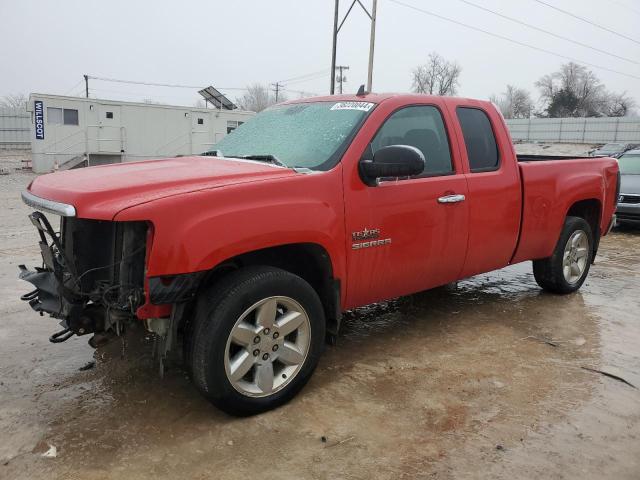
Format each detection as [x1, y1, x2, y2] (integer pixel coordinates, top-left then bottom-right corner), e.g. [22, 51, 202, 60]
[209, 101, 374, 170]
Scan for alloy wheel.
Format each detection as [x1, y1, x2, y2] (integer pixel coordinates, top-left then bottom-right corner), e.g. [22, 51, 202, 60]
[224, 296, 311, 397]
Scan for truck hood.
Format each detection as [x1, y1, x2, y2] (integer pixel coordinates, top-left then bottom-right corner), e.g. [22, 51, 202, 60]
[27, 156, 296, 219]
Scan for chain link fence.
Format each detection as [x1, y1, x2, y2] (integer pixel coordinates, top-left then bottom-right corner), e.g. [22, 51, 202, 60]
[506, 117, 640, 144]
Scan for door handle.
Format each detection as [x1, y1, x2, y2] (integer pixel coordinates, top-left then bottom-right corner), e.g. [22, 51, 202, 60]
[437, 194, 466, 204]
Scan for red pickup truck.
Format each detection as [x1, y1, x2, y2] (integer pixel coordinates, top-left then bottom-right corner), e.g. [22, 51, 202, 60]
[19, 93, 619, 415]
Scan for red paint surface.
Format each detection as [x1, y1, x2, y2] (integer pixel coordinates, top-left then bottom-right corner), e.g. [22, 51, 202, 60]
[27, 94, 619, 317]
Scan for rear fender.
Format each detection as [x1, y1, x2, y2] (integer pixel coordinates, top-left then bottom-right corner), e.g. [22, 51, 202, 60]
[512, 167, 604, 264]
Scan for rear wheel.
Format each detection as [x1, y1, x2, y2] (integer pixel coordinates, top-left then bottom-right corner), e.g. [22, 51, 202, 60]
[533, 216, 593, 294]
[189, 266, 325, 416]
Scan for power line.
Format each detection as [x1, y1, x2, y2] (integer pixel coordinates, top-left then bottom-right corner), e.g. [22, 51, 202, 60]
[88, 75, 202, 89]
[63, 79, 84, 96]
[89, 87, 212, 99]
[89, 73, 324, 93]
[281, 87, 321, 96]
[531, 0, 640, 46]
[278, 68, 330, 84]
[606, 0, 640, 17]
[455, 0, 640, 65]
[87, 75, 247, 91]
[284, 72, 330, 86]
[387, 0, 640, 81]
[86, 75, 324, 104]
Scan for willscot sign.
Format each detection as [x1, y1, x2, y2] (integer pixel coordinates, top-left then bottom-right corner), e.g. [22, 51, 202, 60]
[34, 101, 44, 140]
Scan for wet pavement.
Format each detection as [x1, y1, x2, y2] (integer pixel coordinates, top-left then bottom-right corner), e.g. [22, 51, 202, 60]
[1, 164, 639, 479]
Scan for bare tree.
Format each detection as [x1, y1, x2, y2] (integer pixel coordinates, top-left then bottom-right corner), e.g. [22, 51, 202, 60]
[535, 62, 635, 117]
[601, 91, 636, 117]
[236, 83, 287, 112]
[411, 52, 461, 96]
[490, 85, 533, 119]
[535, 74, 555, 104]
[1, 93, 28, 111]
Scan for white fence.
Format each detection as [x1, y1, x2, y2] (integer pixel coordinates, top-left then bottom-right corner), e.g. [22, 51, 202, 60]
[0, 108, 30, 149]
[506, 117, 640, 144]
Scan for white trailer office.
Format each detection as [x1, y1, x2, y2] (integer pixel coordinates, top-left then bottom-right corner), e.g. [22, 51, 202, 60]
[27, 93, 255, 173]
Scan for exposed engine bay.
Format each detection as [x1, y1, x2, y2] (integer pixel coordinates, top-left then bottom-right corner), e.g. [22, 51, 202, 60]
[19, 212, 147, 346]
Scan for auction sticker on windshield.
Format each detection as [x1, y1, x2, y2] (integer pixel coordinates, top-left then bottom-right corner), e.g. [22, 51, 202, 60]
[330, 101, 375, 112]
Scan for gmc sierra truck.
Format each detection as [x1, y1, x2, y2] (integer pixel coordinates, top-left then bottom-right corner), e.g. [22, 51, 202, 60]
[19, 93, 619, 415]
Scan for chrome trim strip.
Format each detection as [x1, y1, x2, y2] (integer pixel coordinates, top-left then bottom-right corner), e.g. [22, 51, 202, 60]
[21, 190, 76, 217]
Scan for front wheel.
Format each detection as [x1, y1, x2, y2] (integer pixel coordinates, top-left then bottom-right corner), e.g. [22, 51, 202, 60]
[533, 216, 593, 294]
[189, 266, 325, 416]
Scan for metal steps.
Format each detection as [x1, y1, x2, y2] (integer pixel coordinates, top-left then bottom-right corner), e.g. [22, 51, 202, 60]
[58, 154, 87, 171]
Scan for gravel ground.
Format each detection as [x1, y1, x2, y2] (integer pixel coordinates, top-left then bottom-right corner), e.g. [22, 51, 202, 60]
[0, 149, 31, 172]
[0, 148, 638, 479]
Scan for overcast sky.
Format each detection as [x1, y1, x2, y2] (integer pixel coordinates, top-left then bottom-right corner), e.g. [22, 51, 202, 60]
[1, 0, 639, 109]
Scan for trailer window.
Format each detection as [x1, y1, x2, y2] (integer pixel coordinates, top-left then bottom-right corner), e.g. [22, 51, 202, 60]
[456, 107, 499, 172]
[63, 109, 79, 125]
[47, 107, 63, 124]
[227, 120, 238, 134]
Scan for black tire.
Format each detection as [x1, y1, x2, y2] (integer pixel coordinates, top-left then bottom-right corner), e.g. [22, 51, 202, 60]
[188, 266, 325, 416]
[533, 216, 593, 294]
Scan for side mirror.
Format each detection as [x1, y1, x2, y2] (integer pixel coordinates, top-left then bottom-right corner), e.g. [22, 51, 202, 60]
[359, 145, 425, 186]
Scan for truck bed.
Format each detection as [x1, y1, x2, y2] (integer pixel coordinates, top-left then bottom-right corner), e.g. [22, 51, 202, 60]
[511, 156, 619, 265]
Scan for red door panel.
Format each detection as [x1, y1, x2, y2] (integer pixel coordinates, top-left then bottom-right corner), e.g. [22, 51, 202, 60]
[343, 175, 469, 308]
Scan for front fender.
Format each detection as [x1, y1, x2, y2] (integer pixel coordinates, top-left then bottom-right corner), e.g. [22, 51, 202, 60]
[114, 169, 347, 285]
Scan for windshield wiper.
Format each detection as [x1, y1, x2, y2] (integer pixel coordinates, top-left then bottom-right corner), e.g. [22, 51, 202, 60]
[240, 154, 288, 168]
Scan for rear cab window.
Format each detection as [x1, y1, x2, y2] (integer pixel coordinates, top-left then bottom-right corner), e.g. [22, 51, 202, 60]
[456, 107, 500, 172]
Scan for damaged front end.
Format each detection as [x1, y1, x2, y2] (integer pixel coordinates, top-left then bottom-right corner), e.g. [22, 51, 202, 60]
[19, 208, 148, 347]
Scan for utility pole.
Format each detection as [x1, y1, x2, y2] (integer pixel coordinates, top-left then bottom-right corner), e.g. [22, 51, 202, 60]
[336, 65, 349, 94]
[329, 0, 377, 95]
[367, 0, 377, 92]
[271, 82, 283, 102]
[84, 74, 89, 98]
[330, 0, 339, 95]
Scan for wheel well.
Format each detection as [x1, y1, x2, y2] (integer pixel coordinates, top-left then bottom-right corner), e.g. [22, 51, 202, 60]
[566, 198, 601, 255]
[200, 243, 340, 336]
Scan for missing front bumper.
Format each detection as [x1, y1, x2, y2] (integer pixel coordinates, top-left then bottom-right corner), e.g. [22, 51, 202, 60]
[18, 211, 148, 343]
